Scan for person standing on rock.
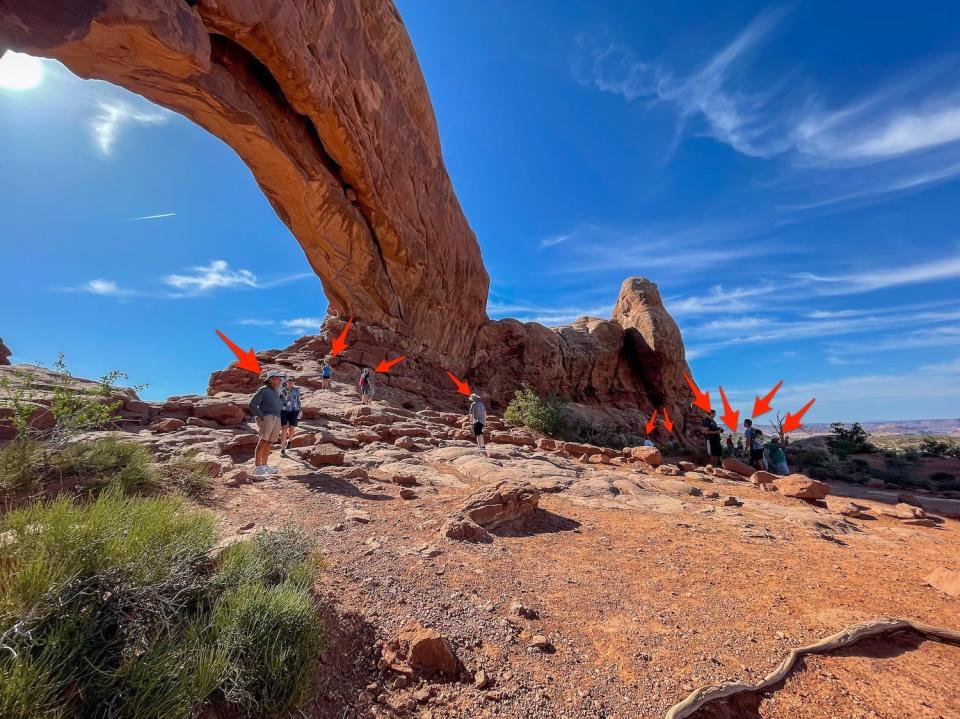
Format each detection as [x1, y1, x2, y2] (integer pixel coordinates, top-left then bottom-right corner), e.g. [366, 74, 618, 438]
[725, 435, 735, 457]
[320, 358, 332, 389]
[279, 376, 302, 457]
[358, 367, 374, 404]
[765, 436, 789, 475]
[249, 370, 283, 476]
[743, 419, 759, 468]
[468, 393, 487, 453]
[702, 409, 723, 466]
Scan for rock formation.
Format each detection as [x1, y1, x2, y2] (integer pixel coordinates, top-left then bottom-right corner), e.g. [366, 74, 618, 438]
[0, 338, 10, 365]
[1, 1, 698, 440]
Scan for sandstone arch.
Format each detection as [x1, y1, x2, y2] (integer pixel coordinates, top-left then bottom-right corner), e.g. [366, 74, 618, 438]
[1, 0, 699, 439]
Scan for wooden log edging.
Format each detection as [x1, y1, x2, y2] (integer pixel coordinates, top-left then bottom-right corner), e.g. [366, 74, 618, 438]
[664, 618, 960, 719]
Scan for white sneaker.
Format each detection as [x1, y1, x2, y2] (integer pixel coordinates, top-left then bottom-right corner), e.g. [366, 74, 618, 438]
[265, 465, 280, 474]
[252, 465, 269, 476]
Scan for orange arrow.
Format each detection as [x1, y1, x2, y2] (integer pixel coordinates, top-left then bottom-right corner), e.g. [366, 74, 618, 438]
[445, 370, 471, 396]
[684, 373, 712, 412]
[375, 355, 406, 373]
[330, 318, 352, 357]
[752, 380, 784, 418]
[215, 329, 261, 375]
[662, 406, 674, 432]
[782, 398, 816, 434]
[717, 385, 739, 432]
[645, 409, 658, 435]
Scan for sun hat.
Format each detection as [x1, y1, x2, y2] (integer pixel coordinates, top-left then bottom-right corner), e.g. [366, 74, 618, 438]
[266, 370, 283, 380]
[469, 393, 480, 401]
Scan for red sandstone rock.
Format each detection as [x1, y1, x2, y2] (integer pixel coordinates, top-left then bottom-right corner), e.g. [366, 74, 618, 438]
[629, 446, 663, 466]
[302, 443, 344, 467]
[924, 567, 960, 598]
[774, 474, 830, 500]
[381, 621, 458, 678]
[722, 457, 755, 477]
[151, 418, 185, 433]
[0, 338, 10, 365]
[443, 480, 540, 542]
[750, 471, 778, 485]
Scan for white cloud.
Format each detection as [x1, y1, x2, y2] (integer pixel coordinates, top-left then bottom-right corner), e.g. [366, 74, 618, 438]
[540, 233, 572, 249]
[488, 299, 613, 326]
[81, 279, 137, 297]
[279, 317, 325, 334]
[796, 255, 960, 295]
[575, 10, 960, 191]
[163, 260, 258, 294]
[664, 282, 781, 316]
[90, 100, 168, 155]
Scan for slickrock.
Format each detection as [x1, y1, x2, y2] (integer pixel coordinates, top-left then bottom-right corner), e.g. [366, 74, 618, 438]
[722, 457, 756, 477]
[924, 567, 960, 598]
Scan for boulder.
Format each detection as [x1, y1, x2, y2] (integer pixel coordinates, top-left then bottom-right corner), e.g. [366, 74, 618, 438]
[536, 438, 559, 451]
[677, 461, 697, 472]
[491, 431, 536, 447]
[657, 464, 680, 476]
[399, 488, 418, 500]
[151, 418, 185, 433]
[443, 480, 540, 542]
[774, 474, 830, 500]
[287, 433, 316, 448]
[750, 471, 778, 485]
[302, 443, 345, 467]
[192, 399, 246, 426]
[722, 457, 755, 477]
[629, 446, 663, 466]
[381, 621, 458, 678]
[394, 436, 416, 450]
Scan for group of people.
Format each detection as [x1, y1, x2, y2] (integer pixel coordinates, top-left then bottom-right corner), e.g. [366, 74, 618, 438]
[246, 361, 490, 474]
[701, 411, 789, 475]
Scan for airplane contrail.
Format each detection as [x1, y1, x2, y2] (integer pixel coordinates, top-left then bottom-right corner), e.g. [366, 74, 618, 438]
[125, 212, 176, 221]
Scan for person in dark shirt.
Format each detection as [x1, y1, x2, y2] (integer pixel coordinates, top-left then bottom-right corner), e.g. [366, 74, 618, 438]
[702, 409, 723, 466]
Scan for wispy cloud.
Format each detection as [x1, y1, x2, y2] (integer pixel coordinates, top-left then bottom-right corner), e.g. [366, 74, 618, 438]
[163, 260, 257, 295]
[795, 254, 960, 295]
[540, 233, 572, 249]
[488, 299, 612, 326]
[80, 279, 139, 298]
[236, 317, 326, 335]
[90, 100, 168, 155]
[575, 8, 960, 196]
[664, 282, 782, 316]
[125, 212, 176, 222]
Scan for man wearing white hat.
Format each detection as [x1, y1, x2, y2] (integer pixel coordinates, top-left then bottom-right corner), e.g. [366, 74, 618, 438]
[249, 370, 284, 476]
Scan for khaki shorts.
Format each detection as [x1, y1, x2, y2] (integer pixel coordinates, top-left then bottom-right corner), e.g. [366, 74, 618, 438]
[256, 415, 281, 443]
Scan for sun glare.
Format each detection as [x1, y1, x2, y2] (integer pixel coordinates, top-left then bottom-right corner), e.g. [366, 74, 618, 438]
[0, 51, 45, 91]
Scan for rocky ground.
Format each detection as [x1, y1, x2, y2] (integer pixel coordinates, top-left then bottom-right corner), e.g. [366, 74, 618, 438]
[109, 383, 960, 717]
[3, 364, 959, 718]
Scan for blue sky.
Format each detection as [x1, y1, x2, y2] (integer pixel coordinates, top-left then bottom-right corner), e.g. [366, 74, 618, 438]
[2, 2, 959, 422]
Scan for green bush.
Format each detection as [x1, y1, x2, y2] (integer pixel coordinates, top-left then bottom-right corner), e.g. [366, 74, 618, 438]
[49, 436, 160, 496]
[160, 450, 214, 500]
[828, 421, 874, 457]
[504, 384, 566, 436]
[0, 439, 43, 496]
[918, 437, 960, 459]
[0, 493, 324, 719]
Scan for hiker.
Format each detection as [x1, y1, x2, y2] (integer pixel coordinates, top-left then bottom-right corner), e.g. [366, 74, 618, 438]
[468, 393, 487, 452]
[743, 419, 756, 466]
[249, 370, 283, 476]
[736, 437, 745, 457]
[725, 435, 735, 457]
[702, 409, 723, 466]
[642, 436, 656, 448]
[358, 367, 374, 405]
[750, 428, 768, 470]
[765, 437, 789, 475]
[320, 358, 332, 389]
[279, 376, 301, 457]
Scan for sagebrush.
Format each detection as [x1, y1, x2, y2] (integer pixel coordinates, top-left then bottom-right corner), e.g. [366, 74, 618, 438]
[504, 384, 567, 435]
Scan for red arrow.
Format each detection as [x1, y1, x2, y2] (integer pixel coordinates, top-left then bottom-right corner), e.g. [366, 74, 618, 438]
[375, 355, 406, 373]
[662, 406, 674, 432]
[445, 370, 471, 396]
[717, 385, 739, 432]
[782, 398, 816, 434]
[215, 329, 261, 375]
[330, 318, 352, 357]
[684, 373, 712, 412]
[645, 409, 658, 435]
[752, 380, 784, 418]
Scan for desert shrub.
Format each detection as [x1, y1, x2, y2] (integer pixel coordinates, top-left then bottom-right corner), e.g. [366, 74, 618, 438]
[0, 440, 44, 495]
[0, 494, 324, 719]
[215, 526, 321, 590]
[918, 437, 960, 459]
[48, 436, 160, 496]
[160, 450, 214, 500]
[828, 422, 874, 457]
[504, 384, 566, 436]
